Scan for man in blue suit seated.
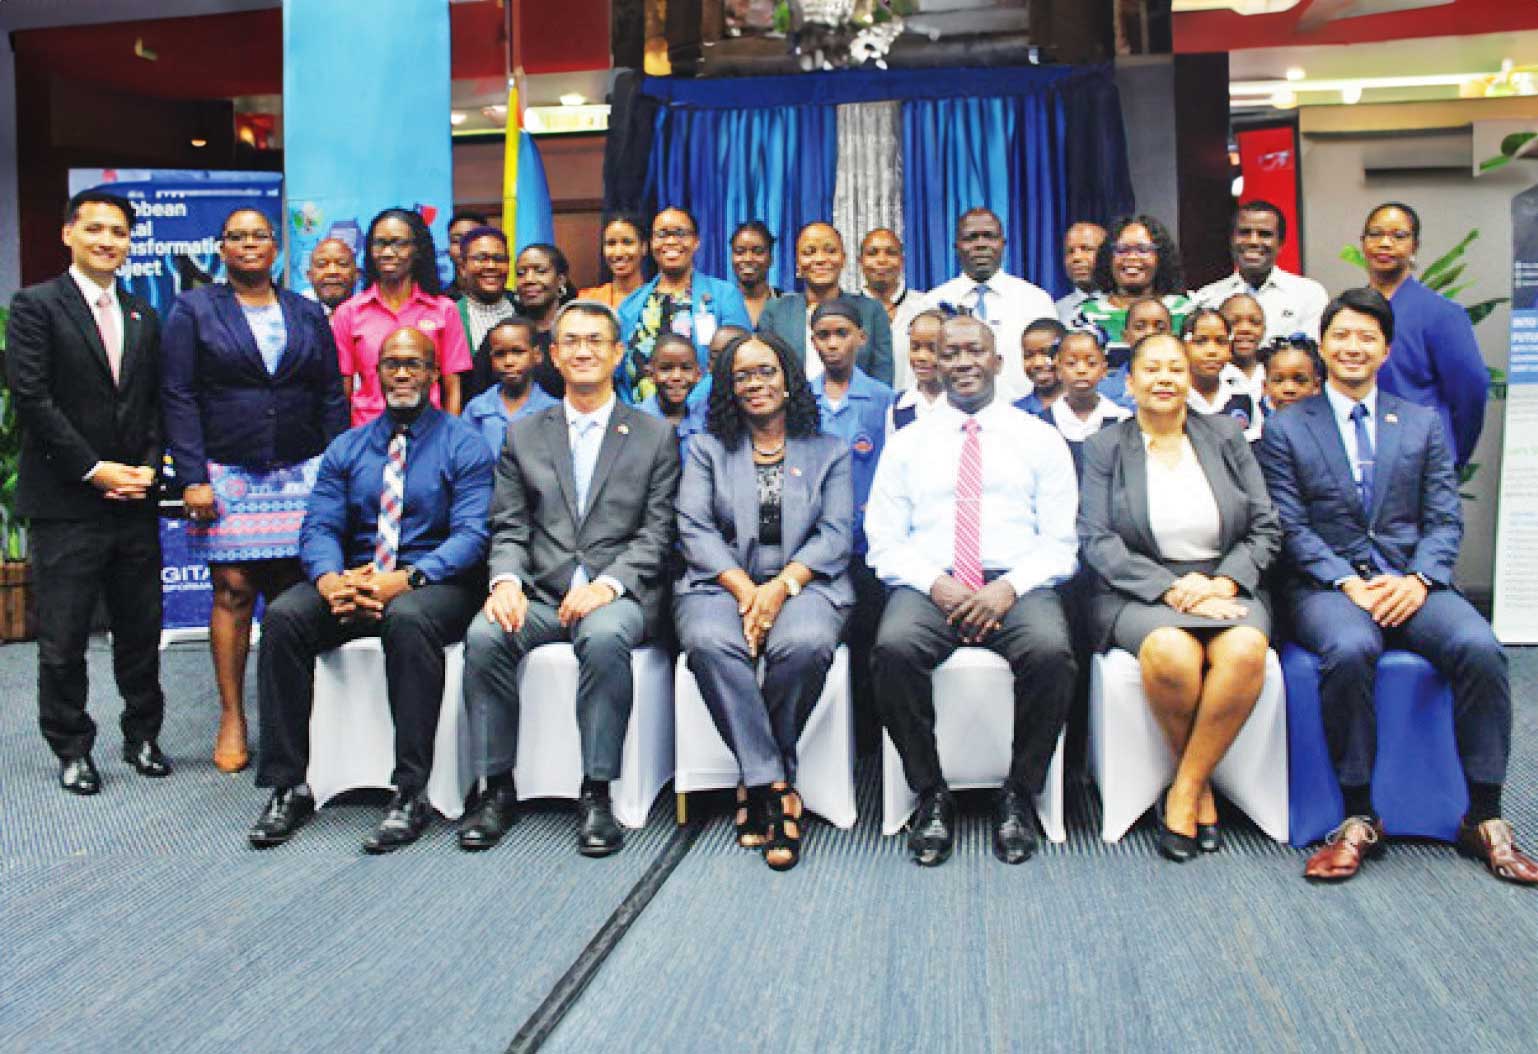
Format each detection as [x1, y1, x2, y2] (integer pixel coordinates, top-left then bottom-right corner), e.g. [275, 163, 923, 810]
[247, 327, 494, 855]
[1258, 288, 1538, 886]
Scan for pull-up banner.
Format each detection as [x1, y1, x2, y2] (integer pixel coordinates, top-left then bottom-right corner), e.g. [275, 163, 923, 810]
[282, 0, 454, 295]
[1492, 180, 1538, 642]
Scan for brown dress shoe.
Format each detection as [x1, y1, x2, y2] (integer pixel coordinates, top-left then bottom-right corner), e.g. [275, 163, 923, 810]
[1304, 816, 1385, 882]
[1457, 818, 1538, 886]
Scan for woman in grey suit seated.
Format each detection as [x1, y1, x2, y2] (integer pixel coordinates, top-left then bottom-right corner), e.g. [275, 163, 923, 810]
[1077, 331, 1280, 863]
[674, 330, 854, 871]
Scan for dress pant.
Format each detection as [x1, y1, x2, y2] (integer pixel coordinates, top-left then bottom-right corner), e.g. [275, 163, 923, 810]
[256, 579, 481, 795]
[675, 588, 848, 786]
[464, 596, 645, 782]
[1288, 586, 1509, 788]
[846, 553, 887, 751]
[30, 510, 164, 759]
[873, 584, 1075, 795]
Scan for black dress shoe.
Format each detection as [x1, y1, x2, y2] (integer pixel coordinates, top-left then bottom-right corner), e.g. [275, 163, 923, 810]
[122, 740, 171, 778]
[1155, 788, 1200, 864]
[1197, 822, 1223, 854]
[992, 783, 1039, 865]
[458, 784, 519, 851]
[59, 754, 101, 796]
[577, 791, 623, 857]
[248, 787, 316, 848]
[908, 785, 956, 867]
[364, 791, 431, 854]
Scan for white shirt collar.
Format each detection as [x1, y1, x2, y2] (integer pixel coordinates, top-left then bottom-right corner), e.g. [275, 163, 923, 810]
[1324, 381, 1376, 426]
[564, 394, 617, 431]
[863, 280, 907, 304]
[69, 265, 117, 307]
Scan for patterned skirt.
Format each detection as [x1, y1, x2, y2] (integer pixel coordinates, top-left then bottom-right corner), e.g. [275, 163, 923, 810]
[184, 457, 322, 565]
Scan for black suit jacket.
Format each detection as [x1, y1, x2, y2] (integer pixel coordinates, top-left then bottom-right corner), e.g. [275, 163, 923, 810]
[4, 273, 162, 520]
[487, 400, 681, 632]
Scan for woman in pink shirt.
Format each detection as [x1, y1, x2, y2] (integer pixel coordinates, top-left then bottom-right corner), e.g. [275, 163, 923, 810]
[330, 208, 472, 427]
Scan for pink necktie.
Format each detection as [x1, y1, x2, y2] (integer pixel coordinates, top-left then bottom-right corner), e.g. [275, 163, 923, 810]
[94, 290, 121, 383]
[953, 418, 984, 590]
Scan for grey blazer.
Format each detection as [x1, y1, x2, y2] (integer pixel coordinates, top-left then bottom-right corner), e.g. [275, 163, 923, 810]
[1077, 413, 1280, 650]
[674, 431, 855, 608]
[488, 399, 682, 631]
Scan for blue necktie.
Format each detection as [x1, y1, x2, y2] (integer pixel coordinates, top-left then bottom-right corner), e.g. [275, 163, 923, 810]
[972, 284, 992, 325]
[571, 416, 601, 518]
[1350, 402, 1374, 516]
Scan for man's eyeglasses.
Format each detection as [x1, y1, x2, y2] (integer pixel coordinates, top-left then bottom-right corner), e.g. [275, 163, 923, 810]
[557, 333, 614, 352]
[380, 357, 432, 375]
[731, 364, 780, 386]
[223, 230, 275, 245]
[466, 252, 510, 266]
[653, 227, 695, 242]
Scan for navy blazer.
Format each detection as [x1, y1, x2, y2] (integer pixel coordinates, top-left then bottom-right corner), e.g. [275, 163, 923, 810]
[1256, 389, 1462, 591]
[756, 292, 895, 387]
[675, 431, 855, 608]
[161, 284, 349, 485]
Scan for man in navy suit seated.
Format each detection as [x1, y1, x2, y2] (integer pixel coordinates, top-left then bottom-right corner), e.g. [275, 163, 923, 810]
[1258, 287, 1537, 886]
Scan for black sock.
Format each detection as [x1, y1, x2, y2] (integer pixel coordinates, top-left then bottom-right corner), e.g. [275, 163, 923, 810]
[581, 777, 610, 800]
[1341, 783, 1374, 820]
[485, 769, 515, 793]
[1466, 781, 1503, 825]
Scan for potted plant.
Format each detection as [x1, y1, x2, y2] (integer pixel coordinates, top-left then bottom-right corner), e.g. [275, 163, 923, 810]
[0, 302, 36, 642]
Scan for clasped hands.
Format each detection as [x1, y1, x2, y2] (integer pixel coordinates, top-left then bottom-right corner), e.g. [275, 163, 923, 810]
[930, 575, 1017, 643]
[316, 565, 412, 621]
[1163, 573, 1247, 621]
[721, 569, 790, 658]
[1341, 573, 1428, 628]
[91, 462, 156, 502]
[482, 578, 616, 634]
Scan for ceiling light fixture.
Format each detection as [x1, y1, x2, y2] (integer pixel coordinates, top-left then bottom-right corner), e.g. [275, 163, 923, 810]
[558, 93, 586, 107]
[190, 138, 208, 148]
[1284, 66, 1305, 82]
[450, 111, 467, 126]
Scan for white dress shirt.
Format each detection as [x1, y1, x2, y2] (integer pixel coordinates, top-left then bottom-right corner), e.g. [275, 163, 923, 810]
[1194, 266, 1329, 342]
[922, 271, 1056, 400]
[1143, 434, 1222, 561]
[1048, 394, 1131, 443]
[1055, 287, 1093, 325]
[1324, 382, 1378, 490]
[865, 397, 1079, 597]
[865, 283, 929, 390]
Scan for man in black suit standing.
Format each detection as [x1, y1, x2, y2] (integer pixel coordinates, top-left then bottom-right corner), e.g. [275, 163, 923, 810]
[460, 300, 680, 857]
[4, 189, 170, 794]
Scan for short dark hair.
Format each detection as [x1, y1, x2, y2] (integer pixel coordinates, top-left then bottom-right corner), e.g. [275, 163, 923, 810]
[731, 219, 775, 252]
[459, 225, 508, 252]
[1233, 199, 1287, 243]
[65, 189, 134, 226]
[1130, 331, 1187, 368]
[1363, 201, 1421, 244]
[652, 332, 697, 362]
[941, 313, 996, 353]
[1320, 287, 1395, 345]
[220, 206, 272, 237]
[450, 209, 490, 229]
[602, 212, 649, 244]
[553, 298, 621, 342]
[654, 205, 698, 234]
[1180, 307, 1230, 339]
[956, 207, 1002, 236]
[478, 316, 539, 358]
[706, 331, 821, 450]
[1127, 295, 1173, 326]
[1258, 334, 1325, 380]
[1023, 318, 1067, 344]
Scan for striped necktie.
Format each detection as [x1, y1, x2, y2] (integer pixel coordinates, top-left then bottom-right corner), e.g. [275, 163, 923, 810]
[953, 418, 984, 590]
[374, 425, 408, 572]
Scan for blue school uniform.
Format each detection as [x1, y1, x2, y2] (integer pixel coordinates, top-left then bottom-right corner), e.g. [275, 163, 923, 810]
[462, 383, 559, 455]
[810, 368, 895, 552]
[638, 392, 707, 457]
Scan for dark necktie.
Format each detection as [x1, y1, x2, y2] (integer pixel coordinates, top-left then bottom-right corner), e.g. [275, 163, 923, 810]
[1350, 402, 1374, 516]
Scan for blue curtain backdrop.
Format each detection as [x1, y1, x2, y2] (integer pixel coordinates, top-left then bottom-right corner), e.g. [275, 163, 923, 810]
[646, 103, 836, 293]
[638, 66, 1133, 298]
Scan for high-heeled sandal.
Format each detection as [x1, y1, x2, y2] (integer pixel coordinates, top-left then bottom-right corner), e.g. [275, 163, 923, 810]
[734, 784, 768, 848]
[764, 785, 804, 872]
[213, 713, 250, 774]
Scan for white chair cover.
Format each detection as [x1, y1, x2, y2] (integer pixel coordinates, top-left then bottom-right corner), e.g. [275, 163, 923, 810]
[512, 643, 674, 829]
[307, 639, 472, 819]
[673, 645, 856, 829]
[880, 648, 1067, 841]
[1089, 647, 1289, 843]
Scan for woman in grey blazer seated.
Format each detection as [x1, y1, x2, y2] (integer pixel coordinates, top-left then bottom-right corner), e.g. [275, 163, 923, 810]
[674, 330, 855, 871]
[756, 221, 894, 386]
[1077, 332, 1280, 863]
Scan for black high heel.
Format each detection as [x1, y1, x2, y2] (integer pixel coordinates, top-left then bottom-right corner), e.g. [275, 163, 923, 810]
[764, 785, 804, 872]
[734, 784, 769, 849]
[1197, 822, 1223, 853]
[1155, 787, 1200, 864]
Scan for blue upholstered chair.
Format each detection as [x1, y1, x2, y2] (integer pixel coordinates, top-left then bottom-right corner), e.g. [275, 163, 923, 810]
[1281, 643, 1469, 847]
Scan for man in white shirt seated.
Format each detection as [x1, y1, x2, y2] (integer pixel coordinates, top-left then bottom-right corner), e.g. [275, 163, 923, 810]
[922, 208, 1056, 400]
[1195, 200, 1328, 342]
[866, 314, 1079, 869]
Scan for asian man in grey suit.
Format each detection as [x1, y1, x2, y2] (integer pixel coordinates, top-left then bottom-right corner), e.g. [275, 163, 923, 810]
[460, 300, 681, 856]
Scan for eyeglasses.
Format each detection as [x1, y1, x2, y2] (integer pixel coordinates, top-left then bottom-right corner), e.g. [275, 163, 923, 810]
[731, 364, 781, 386]
[653, 227, 696, 242]
[370, 236, 413, 252]
[223, 230, 274, 244]
[1363, 228, 1414, 243]
[379, 357, 431, 375]
[557, 333, 614, 352]
[466, 252, 510, 265]
[1113, 242, 1157, 257]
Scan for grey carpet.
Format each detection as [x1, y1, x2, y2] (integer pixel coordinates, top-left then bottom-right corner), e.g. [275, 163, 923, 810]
[2, 639, 1536, 1053]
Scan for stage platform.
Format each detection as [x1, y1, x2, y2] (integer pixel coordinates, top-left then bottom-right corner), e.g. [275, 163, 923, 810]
[3, 640, 1535, 1053]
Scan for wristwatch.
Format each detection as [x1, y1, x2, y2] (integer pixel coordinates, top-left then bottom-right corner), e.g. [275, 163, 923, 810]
[1412, 571, 1435, 591]
[406, 566, 430, 589]
[777, 574, 802, 597]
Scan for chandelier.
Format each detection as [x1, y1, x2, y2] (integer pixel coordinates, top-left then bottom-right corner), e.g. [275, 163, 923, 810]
[779, 0, 912, 71]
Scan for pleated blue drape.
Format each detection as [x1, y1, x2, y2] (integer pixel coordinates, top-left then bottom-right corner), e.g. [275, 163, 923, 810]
[647, 105, 837, 293]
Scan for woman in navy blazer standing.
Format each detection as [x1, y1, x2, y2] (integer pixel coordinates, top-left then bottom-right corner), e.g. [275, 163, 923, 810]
[674, 331, 854, 871]
[161, 208, 349, 773]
